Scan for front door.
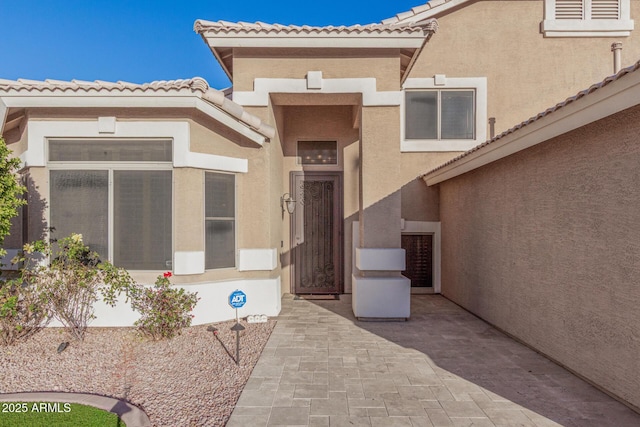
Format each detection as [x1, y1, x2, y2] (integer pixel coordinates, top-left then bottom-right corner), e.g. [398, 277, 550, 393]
[291, 172, 342, 294]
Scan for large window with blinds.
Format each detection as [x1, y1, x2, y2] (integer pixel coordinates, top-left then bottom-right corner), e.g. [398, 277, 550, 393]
[405, 90, 475, 141]
[48, 139, 173, 271]
[542, 0, 633, 37]
[205, 172, 236, 269]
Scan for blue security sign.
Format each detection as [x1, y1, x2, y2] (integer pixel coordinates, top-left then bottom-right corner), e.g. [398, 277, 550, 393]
[229, 290, 247, 309]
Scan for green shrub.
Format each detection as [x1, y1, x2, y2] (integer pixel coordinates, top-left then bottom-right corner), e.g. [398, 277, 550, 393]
[17, 234, 135, 342]
[0, 137, 26, 259]
[0, 278, 50, 346]
[130, 272, 199, 340]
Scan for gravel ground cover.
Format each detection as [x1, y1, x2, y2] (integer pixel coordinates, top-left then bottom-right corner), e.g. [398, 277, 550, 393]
[0, 320, 276, 426]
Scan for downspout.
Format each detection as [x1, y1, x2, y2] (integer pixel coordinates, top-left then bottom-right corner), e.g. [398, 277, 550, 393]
[612, 42, 622, 74]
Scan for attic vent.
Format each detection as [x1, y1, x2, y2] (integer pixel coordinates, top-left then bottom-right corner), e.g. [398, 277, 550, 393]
[555, 0, 620, 20]
[556, 0, 583, 19]
[592, 0, 620, 19]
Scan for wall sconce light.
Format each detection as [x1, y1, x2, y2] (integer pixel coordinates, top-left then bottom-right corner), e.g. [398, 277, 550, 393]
[281, 193, 296, 214]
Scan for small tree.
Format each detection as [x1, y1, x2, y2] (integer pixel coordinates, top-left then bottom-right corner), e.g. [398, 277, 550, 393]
[0, 137, 26, 259]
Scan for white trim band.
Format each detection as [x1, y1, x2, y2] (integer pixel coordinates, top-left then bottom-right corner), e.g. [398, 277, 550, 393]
[174, 251, 205, 275]
[233, 77, 402, 107]
[238, 248, 278, 271]
[23, 120, 248, 174]
[355, 248, 406, 271]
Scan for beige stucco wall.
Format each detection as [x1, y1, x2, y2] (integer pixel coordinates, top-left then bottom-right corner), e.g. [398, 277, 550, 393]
[233, 48, 401, 91]
[437, 105, 640, 410]
[1, 111, 276, 285]
[412, 0, 640, 136]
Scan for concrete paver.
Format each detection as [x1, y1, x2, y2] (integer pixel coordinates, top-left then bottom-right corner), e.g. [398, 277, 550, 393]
[228, 294, 640, 427]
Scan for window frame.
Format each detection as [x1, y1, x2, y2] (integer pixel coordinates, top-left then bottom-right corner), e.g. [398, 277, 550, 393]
[542, 0, 634, 37]
[204, 171, 237, 270]
[402, 76, 487, 152]
[47, 138, 174, 272]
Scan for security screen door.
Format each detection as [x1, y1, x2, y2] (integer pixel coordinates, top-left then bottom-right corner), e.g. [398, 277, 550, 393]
[401, 234, 433, 288]
[291, 172, 342, 294]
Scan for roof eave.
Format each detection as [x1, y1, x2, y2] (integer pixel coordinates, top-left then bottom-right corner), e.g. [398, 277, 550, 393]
[0, 94, 270, 145]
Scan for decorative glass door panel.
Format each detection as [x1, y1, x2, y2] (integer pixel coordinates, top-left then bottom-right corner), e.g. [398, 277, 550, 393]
[291, 173, 342, 294]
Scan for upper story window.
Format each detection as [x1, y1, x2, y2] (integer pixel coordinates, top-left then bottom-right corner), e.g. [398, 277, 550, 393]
[406, 90, 475, 141]
[402, 76, 487, 153]
[542, 0, 634, 37]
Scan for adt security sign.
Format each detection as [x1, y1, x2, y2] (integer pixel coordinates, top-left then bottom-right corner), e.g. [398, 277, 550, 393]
[229, 290, 247, 309]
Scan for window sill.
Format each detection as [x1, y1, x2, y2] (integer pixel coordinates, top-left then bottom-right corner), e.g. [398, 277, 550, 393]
[401, 139, 482, 153]
[541, 19, 634, 37]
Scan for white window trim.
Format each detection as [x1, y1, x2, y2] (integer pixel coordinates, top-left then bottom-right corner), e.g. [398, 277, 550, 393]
[401, 220, 441, 294]
[23, 120, 249, 173]
[232, 76, 401, 107]
[401, 76, 487, 152]
[542, 0, 634, 37]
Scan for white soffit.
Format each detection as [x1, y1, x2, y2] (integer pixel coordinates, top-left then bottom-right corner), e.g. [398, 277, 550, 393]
[423, 60, 640, 185]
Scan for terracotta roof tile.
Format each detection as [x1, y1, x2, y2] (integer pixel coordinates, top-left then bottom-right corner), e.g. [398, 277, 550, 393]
[0, 77, 274, 139]
[194, 19, 437, 36]
[423, 59, 640, 177]
[0, 77, 210, 94]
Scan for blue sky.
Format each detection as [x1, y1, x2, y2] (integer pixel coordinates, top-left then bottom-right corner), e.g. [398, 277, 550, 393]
[1, 0, 423, 89]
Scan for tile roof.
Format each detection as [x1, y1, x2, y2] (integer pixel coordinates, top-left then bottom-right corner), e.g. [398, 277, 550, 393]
[423, 59, 640, 177]
[381, 0, 460, 25]
[194, 19, 438, 36]
[0, 78, 274, 139]
[0, 77, 210, 94]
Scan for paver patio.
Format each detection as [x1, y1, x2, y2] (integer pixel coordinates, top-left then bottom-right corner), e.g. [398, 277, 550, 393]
[227, 294, 640, 427]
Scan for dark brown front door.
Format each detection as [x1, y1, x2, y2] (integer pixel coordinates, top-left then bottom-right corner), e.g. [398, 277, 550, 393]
[291, 172, 342, 294]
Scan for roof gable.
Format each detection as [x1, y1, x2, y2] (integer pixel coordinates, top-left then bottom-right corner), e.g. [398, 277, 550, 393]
[194, 18, 438, 82]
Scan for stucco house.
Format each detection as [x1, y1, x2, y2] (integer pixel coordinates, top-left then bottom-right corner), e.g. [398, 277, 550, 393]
[1, 0, 640, 409]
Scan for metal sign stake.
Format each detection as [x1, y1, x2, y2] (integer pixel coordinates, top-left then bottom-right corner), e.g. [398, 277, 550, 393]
[229, 289, 247, 366]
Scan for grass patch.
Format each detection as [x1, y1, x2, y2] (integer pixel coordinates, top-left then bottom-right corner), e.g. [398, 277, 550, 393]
[0, 402, 125, 427]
